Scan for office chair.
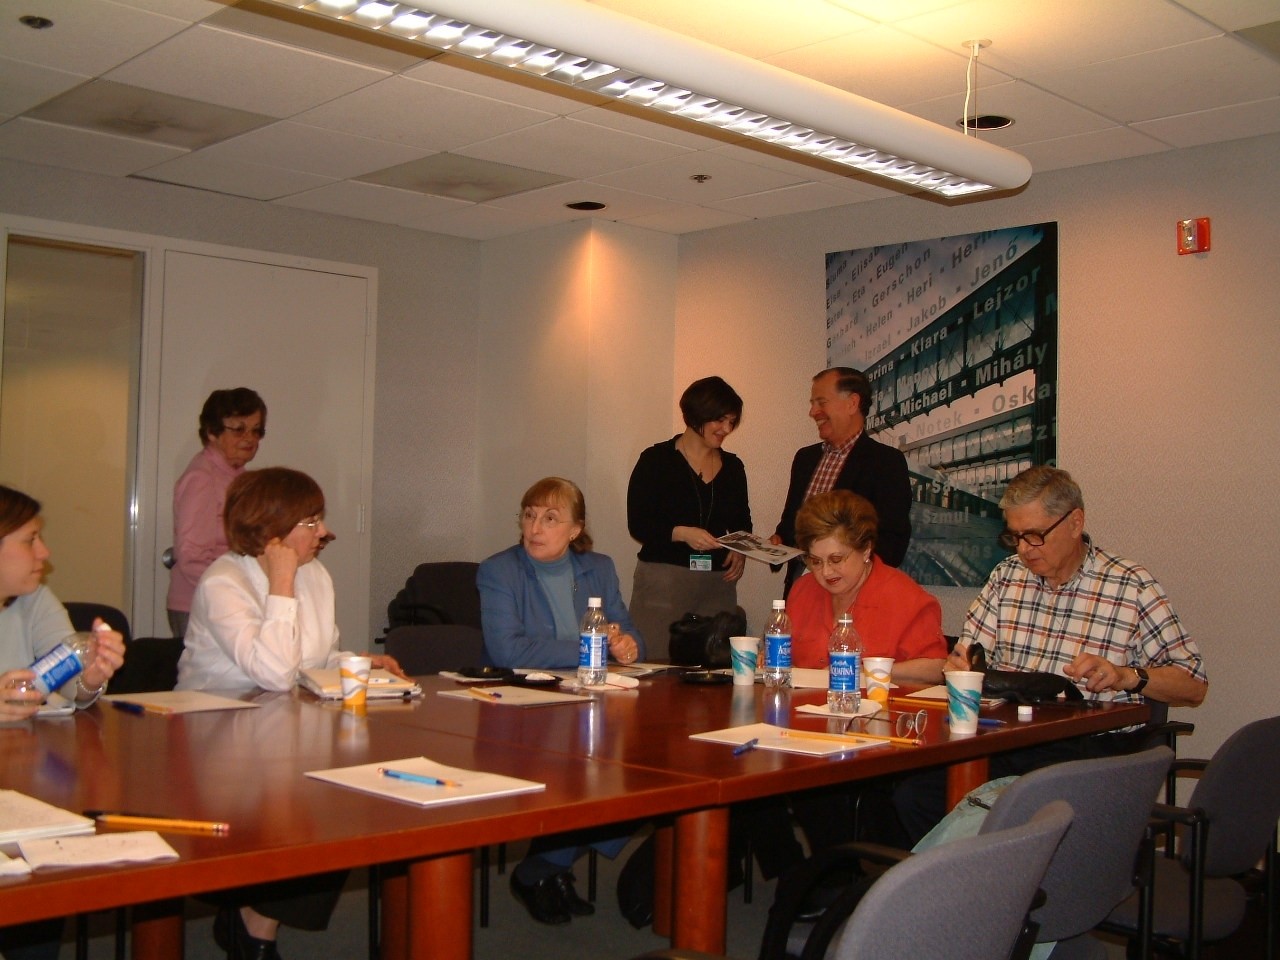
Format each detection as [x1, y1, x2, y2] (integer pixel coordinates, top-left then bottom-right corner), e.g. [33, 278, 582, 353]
[1101, 715, 1280, 960]
[383, 624, 486, 675]
[638, 800, 1074, 960]
[63, 601, 131, 644]
[385, 561, 481, 631]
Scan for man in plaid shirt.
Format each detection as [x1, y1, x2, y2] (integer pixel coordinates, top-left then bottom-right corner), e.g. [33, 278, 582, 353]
[947, 465, 1206, 707]
[895, 465, 1206, 843]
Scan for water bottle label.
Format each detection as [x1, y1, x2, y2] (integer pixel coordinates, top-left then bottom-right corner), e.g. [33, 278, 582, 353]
[32, 643, 82, 693]
[578, 632, 605, 669]
[828, 652, 857, 692]
[765, 634, 791, 669]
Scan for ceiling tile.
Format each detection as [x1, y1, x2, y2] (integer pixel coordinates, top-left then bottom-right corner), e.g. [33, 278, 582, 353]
[26, 79, 275, 150]
[133, 152, 333, 200]
[110, 0, 223, 18]
[590, 150, 806, 202]
[457, 116, 691, 179]
[621, 205, 751, 234]
[401, 204, 567, 240]
[1033, 35, 1280, 123]
[105, 24, 388, 118]
[1131, 97, 1280, 147]
[198, 121, 432, 179]
[296, 76, 555, 152]
[486, 181, 680, 220]
[0, 117, 186, 175]
[705, 141, 900, 198]
[1016, 126, 1170, 173]
[563, 105, 723, 150]
[0, 0, 190, 75]
[275, 179, 470, 224]
[0, 56, 87, 117]
[358, 153, 568, 202]
[404, 59, 584, 115]
[204, 5, 424, 72]
[904, 79, 1118, 145]
[707, 181, 866, 218]
[1177, 1, 1280, 31]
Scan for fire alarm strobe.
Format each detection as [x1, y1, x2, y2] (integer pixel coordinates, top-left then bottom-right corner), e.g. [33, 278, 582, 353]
[1177, 218, 1210, 255]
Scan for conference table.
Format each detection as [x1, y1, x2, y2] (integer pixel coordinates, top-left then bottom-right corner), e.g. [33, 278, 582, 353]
[0, 674, 1148, 960]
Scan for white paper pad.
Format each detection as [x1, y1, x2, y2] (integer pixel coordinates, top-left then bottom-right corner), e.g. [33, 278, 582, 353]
[35, 692, 75, 718]
[691, 722, 888, 756]
[306, 757, 545, 808]
[583, 672, 639, 691]
[0, 850, 32, 876]
[102, 691, 260, 715]
[0, 790, 95, 845]
[436, 685, 589, 707]
[19, 832, 179, 869]
[794, 699, 881, 719]
[299, 667, 421, 700]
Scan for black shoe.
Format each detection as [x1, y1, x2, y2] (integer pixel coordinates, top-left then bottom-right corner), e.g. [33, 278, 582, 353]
[553, 872, 594, 917]
[616, 836, 655, 929]
[510, 874, 572, 925]
[213, 907, 281, 960]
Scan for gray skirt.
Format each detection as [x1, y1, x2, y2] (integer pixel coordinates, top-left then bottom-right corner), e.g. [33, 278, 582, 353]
[629, 560, 739, 662]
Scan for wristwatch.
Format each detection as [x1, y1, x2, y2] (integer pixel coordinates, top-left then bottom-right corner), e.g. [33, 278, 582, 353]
[1130, 667, 1149, 694]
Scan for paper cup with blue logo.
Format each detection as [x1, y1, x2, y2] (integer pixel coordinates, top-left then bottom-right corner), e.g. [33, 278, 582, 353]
[729, 636, 759, 685]
[946, 670, 984, 735]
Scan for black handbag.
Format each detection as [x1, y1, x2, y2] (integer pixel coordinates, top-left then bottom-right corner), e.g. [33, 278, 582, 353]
[967, 642, 1084, 705]
[668, 608, 747, 668]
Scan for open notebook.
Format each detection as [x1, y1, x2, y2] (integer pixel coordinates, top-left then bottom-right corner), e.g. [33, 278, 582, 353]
[298, 667, 422, 700]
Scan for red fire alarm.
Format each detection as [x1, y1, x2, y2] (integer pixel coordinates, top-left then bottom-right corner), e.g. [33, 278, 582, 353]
[1177, 218, 1210, 255]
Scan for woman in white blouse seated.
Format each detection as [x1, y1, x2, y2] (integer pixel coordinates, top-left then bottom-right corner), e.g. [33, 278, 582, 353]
[177, 466, 399, 692]
[175, 467, 400, 960]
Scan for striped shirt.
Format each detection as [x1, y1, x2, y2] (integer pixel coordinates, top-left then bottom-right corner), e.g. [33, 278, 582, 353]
[803, 432, 860, 501]
[961, 537, 1205, 704]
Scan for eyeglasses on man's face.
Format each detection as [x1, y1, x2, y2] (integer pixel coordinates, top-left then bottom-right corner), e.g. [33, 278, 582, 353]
[998, 509, 1073, 550]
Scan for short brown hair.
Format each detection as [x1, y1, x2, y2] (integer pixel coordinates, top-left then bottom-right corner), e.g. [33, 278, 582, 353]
[198, 388, 267, 445]
[224, 467, 324, 556]
[0, 485, 41, 541]
[814, 366, 871, 416]
[1000, 466, 1084, 516]
[521, 477, 592, 553]
[794, 489, 878, 554]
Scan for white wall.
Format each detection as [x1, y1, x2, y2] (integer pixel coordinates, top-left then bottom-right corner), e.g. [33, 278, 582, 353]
[673, 132, 1280, 754]
[476, 219, 678, 605]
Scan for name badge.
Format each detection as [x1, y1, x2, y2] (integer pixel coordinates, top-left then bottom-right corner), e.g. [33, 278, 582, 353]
[689, 554, 713, 572]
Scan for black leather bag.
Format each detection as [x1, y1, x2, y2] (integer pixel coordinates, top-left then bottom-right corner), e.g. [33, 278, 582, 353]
[967, 642, 1084, 705]
[668, 608, 747, 668]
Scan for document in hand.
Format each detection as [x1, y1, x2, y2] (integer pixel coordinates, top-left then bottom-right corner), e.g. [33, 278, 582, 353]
[298, 667, 422, 700]
[306, 757, 545, 808]
[0, 790, 95, 845]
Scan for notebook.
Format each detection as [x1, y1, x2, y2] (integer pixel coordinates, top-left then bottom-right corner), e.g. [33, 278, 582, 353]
[298, 667, 422, 700]
[0, 790, 95, 845]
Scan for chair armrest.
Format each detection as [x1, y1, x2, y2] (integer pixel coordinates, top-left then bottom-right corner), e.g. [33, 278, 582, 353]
[1149, 801, 1209, 827]
[1170, 757, 1208, 774]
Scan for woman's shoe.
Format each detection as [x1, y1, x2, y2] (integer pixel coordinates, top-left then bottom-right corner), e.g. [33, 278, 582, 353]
[213, 906, 282, 960]
[552, 872, 595, 916]
[509, 874, 571, 925]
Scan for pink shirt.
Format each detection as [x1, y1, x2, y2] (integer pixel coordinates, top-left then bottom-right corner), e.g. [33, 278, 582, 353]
[166, 445, 243, 613]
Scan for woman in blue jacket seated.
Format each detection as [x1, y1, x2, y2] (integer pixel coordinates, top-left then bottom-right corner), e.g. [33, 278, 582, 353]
[477, 476, 643, 925]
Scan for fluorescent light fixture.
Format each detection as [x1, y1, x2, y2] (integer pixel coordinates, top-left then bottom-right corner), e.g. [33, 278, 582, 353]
[278, 0, 1032, 197]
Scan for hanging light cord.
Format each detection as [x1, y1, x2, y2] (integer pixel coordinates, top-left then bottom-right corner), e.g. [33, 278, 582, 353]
[963, 41, 980, 137]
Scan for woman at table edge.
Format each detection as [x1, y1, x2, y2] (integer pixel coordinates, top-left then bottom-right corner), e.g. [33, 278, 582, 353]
[0, 485, 127, 960]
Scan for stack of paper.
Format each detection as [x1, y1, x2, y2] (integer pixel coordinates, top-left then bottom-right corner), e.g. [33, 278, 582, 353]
[299, 667, 422, 700]
[306, 757, 544, 808]
[0, 790, 95, 844]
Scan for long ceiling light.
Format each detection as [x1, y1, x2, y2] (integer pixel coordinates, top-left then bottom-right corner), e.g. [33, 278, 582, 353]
[278, 0, 1032, 198]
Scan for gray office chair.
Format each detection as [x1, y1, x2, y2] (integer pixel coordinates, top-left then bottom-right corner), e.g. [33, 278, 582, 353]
[638, 800, 1073, 960]
[1102, 715, 1280, 960]
[982, 745, 1173, 959]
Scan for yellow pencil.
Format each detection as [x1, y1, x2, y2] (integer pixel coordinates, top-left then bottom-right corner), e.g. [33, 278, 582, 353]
[92, 814, 230, 835]
[889, 696, 949, 710]
[468, 687, 503, 702]
[781, 728, 922, 748]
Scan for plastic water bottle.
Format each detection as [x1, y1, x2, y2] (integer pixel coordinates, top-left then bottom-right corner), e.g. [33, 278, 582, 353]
[577, 597, 608, 686]
[29, 631, 97, 696]
[827, 614, 861, 715]
[762, 600, 792, 689]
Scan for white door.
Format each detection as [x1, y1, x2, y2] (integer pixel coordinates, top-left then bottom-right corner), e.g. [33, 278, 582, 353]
[148, 250, 374, 648]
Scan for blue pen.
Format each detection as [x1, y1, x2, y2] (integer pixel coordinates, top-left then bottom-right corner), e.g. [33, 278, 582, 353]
[111, 700, 146, 715]
[378, 768, 462, 787]
[977, 717, 1006, 728]
[732, 738, 759, 756]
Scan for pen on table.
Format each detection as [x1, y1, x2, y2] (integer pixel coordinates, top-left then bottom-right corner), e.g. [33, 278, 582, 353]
[378, 768, 462, 788]
[468, 687, 502, 701]
[85, 811, 230, 835]
[781, 728, 921, 748]
[109, 700, 170, 716]
[944, 716, 1007, 728]
[732, 738, 759, 757]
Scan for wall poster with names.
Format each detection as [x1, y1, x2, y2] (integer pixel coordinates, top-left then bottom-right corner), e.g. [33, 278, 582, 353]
[825, 222, 1059, 588]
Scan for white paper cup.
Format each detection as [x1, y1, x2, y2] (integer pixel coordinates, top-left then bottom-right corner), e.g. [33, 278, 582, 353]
[339, 655, 372, 707]
[729, 636, 759, 686]
[863, 657, 895, 704]
[946, 670, 984, 735]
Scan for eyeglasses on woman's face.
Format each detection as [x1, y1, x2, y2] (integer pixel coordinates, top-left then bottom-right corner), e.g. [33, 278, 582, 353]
[802, 552, 856, 571]
[519, 508, 572, 529]
[221, 421, 265, 439]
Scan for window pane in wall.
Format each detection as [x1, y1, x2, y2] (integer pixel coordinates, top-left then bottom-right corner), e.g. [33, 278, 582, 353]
[0, 236, 142, 614]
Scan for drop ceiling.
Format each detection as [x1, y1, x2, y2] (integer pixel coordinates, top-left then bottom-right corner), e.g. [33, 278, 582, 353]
[0, 0, 1277, 240]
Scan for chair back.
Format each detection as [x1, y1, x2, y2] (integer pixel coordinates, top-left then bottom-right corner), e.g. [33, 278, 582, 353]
[387, 561, 481, 629]
[108, 637, 184, 693]
[831, 801, 1073, 960]
[384, 624, 486, 676]
[1186, 714, 1280, 877]
[983, 745, 1172, 943]
[64, 601, 131, 644]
